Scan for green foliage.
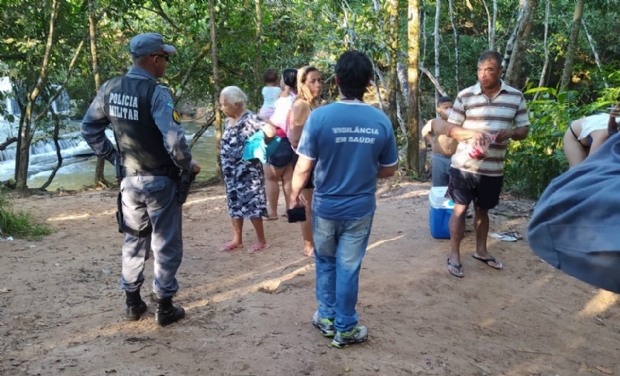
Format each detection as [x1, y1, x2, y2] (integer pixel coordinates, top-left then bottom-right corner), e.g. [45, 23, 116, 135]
[0, 189, 52, 239]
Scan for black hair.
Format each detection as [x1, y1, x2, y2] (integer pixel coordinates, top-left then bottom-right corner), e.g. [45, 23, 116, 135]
[263, 69, 278, 84]
[437, 96, 453, 105]
[478, 50, 502, 68]
[335, 50, 373, 101]
[282, 68, 297, 89]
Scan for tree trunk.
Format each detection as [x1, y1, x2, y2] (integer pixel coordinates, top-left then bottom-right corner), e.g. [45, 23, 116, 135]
[421, 0, 427, 64]
[581, 18, 606, 87]
[15, 0, 59, 190]
[255, 0, 262, 109]
[559, 0, 584, 92]
[407, 0, 421, 176]
[481, 0, 493, 50]
[447, 0, 460, 92]
[504, 0, 538, 88]
[37, 109, 62, 191]
[501, 6, 524, 70]
[88, 0, 108, 187]
[209, 0, 224, 182]
[386, 0, 400, 129]
[434, 0, 440, 105]
[535, 0, 550, 99]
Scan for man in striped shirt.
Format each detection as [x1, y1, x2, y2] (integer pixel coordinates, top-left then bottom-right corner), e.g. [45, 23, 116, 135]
[442, 50, 530, 278]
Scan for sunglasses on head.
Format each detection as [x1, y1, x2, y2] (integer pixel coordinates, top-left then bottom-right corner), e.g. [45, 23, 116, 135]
[150, 54, 169, 61]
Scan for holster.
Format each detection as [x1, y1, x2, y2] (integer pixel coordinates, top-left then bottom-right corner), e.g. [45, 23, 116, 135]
[177, 170, 196, 204]
[114, 157, 152, 237]
[115, 158, 124, 234]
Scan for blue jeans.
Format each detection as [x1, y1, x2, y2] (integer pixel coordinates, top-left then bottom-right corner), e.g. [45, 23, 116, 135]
[313, 212, 374, 333]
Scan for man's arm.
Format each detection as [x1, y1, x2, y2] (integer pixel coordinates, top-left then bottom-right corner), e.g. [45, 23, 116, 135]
[151, 86, 196, 172]
[446, 119, 490, 145]
[377, 124, 399, 179]
[378, 164, 397, 179]
[290, 155, 314, 204]
[80, 82, 117, 164]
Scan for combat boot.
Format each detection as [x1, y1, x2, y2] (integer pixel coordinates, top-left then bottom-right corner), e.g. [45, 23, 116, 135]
[125, 290, 147, 321]
[154, 296, 185, 326]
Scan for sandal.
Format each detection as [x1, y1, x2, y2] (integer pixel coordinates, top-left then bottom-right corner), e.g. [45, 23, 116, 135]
[220, 243, 243, 252]
[472, 254, 503, 270]
[447, 258, 464, 278]
[248, 243, 269, 253]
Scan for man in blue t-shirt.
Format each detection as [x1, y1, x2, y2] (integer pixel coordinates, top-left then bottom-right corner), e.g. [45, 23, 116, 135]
[289, 50, 399, 348]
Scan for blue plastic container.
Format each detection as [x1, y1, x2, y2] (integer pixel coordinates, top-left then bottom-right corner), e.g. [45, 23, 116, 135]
[429, 186, 454, 239]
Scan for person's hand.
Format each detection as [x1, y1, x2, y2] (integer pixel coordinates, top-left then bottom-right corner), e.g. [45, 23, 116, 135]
[191, 160, 201, 175]
[494, 129, 514, 143]
[472, 131, 492, 147]
[288, 193, 307, 210]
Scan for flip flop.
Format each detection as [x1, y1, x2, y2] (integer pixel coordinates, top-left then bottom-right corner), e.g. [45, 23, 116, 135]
[248, 243, 269, 253]
[265, 215, 279, 221]
[472, 254, 503, 270]
[447, 258, 464, 278]
[220, 243, 243, 252]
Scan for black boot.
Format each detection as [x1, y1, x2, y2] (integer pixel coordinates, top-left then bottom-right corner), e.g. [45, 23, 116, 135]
[125, 290, 147, 321]
[154, 296, 185, 326]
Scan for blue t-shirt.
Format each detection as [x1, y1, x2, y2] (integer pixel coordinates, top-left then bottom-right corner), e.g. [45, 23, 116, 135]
[297, 101, 399, 220]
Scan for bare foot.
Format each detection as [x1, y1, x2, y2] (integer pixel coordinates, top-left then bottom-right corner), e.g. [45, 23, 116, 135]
[220, 242, 243, 252]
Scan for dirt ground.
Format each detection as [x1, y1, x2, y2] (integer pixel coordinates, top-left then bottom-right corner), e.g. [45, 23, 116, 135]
[1, 179, 619, 376]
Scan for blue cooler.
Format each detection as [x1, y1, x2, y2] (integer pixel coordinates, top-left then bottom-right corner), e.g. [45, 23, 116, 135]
[429, 186, 454, 239]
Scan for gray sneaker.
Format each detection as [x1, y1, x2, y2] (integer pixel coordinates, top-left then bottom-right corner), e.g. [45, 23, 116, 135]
[312, 311, 335, 337]
[331, 326, 368, 348]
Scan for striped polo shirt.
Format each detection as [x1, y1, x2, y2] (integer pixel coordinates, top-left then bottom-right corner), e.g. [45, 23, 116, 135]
[448, 81, 530, 176]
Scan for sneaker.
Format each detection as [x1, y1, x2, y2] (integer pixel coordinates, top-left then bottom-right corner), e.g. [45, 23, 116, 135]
[331, 326, 368, 348]
[312, 311, 335, 337]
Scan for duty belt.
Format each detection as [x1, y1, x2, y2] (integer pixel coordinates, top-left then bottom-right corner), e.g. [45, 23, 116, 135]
[121, 167, 180, 179]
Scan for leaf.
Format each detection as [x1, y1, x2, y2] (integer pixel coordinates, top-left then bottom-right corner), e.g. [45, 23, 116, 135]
[595, 366, 613, 375]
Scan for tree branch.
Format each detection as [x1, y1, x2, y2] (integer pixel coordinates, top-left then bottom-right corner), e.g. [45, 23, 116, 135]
[174, 42, 212, 103]
[0, 137, 17, 151]
[35, 39, 86, 122]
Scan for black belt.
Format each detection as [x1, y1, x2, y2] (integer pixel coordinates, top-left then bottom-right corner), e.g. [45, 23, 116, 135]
[122, 167, 180, 178]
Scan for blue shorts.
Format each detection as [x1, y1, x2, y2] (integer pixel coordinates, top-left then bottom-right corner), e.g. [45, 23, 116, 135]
[267, 137, 294, 168]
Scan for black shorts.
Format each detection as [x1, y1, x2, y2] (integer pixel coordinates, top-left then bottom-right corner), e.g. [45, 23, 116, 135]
[267, 137, 294, 168]
[447, 168, 503, 210]
[291, 153, 314, 189]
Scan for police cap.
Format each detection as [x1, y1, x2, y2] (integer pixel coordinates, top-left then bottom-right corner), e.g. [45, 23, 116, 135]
[130, 33, 176, 56]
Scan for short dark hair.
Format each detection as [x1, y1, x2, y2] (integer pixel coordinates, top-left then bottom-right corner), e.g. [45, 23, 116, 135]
[335, 50, 373, 101]
[437, 96, 453, 105]
[282, 68, 297, 89]
[263, 69, 278, 84]
[478, 50, 502, 68]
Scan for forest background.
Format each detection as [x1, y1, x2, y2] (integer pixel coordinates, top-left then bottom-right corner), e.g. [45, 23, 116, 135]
[1, 0, 619, 198]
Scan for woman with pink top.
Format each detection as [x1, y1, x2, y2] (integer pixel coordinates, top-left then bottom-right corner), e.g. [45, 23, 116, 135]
[264, 68, 298, 220]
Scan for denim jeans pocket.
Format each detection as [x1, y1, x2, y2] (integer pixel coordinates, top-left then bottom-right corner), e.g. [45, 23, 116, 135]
[346, 214, 374, 238]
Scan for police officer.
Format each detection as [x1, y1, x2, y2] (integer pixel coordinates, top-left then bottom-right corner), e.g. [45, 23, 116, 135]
[81, 33, 201, 326]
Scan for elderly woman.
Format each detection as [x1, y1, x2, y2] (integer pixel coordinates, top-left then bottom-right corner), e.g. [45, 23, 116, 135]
[219, 86, 277, 253]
